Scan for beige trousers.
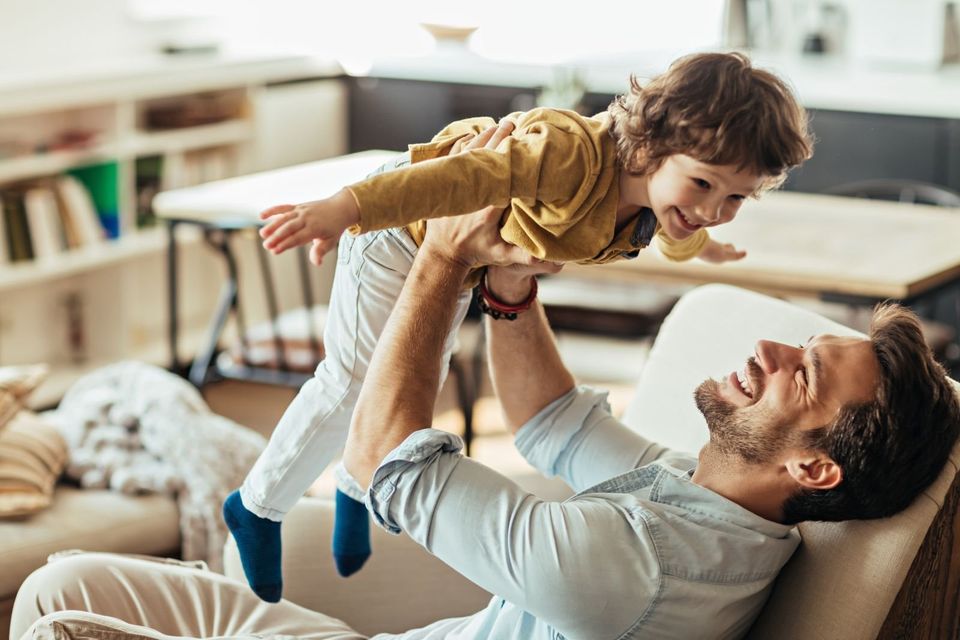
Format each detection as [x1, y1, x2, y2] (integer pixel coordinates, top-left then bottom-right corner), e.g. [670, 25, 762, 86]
[11, 552, 367, 640]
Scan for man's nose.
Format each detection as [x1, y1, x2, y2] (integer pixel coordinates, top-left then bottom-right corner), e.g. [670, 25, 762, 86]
[755, 340, 801, 374]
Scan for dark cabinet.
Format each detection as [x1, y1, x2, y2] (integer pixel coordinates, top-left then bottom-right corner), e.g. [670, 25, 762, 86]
[348, 77, 536, 152]
[785, 109, 960, 194]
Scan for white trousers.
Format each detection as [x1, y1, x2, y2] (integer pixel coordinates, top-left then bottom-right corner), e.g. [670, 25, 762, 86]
[12, 552, 365, 640]
[240, 167, 472, 519]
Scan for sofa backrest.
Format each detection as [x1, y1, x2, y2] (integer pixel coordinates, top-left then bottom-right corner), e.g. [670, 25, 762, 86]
[621, 284, 960, 640]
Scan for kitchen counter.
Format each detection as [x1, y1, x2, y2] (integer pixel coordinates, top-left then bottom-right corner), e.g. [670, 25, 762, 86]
[361, 46, 960, 119]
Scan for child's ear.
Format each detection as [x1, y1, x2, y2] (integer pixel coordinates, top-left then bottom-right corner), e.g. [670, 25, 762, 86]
[626, 149, 653, 175]
[785, 452, 842, 491]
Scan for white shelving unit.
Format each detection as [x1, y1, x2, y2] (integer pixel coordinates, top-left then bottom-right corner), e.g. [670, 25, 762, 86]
[0, 146, 118, 184]
[0, 54, 347, 405]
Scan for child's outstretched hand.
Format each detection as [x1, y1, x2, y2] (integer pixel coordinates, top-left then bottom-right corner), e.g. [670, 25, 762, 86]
[699, 238, 746, 264]
[259, 188, 360, 265]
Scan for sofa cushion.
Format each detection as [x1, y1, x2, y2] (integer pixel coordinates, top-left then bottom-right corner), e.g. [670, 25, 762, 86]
[0, 485, 180, 598]
[622, 284, 960, 640]
[0, 412, 68, 518]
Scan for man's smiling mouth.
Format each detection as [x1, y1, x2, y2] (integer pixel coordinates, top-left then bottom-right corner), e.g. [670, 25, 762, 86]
[736, 366, 753, 398]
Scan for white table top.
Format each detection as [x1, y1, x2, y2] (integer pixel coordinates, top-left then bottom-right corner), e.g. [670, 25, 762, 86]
[154, 153, 960, 301]
[153, 150, 397, 226]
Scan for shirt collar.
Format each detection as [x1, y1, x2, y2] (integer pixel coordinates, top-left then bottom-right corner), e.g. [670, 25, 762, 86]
[588, 207, 659, 263]
[654, 461, 798, 540]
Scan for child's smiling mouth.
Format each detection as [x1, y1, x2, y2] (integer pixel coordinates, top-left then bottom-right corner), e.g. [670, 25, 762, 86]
[674, 208, 703, 232]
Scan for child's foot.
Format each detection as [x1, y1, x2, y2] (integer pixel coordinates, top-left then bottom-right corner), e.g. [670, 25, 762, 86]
[223, 490, 283, 602]
[332, 489, 371, 577]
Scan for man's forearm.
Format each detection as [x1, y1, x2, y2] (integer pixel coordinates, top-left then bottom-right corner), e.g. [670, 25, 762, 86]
[343, 250, 469, 488]
[486, 273, 575, 434]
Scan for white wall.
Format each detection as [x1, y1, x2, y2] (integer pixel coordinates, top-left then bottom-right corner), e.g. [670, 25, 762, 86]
[0, 0, 160, 71]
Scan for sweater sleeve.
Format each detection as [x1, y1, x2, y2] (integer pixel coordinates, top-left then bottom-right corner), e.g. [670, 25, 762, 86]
[345, 109, 599, 237]
[655, 227, 710, 262]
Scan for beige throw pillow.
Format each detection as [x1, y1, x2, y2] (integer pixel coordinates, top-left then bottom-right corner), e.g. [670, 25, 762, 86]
[0, 363, 49, 431]
[0, 410, 68, 518]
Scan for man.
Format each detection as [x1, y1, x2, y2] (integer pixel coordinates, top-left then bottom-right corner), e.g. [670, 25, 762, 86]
[12, 128, 960, 640]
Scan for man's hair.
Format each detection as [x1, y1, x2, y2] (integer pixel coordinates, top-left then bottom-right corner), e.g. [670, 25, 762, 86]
[782, 304, 960, 524]
[607, 52, 813, 191]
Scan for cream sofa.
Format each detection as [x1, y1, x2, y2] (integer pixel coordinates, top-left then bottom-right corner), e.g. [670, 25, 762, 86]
[224, 284, 960, 639]
[0, 476, 180, 637]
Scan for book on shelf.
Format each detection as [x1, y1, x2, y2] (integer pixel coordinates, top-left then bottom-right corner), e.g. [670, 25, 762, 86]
[135, 155, 163, 229]
[67, 162, 119, 239]
[1, 189, 33, 263]
[164, 147, 237, 191]
[0, 196, 8, 264]
[53, 182, 83, 250]
[56, 175, 106, 246]
[23, 186, 66, 260]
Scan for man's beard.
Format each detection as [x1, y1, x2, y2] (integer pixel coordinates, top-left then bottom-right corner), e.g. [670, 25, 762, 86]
[693, 374, 790, 465]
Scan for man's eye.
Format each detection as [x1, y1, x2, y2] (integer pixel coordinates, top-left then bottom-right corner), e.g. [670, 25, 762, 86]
[729, 194, 746, 201]
[693, 178, 711, 189]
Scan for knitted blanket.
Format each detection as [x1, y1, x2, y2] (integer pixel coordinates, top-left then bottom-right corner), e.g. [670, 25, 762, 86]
[50, 361, 266, 571]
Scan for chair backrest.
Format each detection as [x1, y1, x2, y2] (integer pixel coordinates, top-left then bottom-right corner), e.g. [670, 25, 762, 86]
[825, 179, 960, 207]
[621, 284, 960, 640]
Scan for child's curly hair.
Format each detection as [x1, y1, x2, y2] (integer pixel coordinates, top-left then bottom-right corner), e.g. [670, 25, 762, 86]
[608, 52, 813, 192]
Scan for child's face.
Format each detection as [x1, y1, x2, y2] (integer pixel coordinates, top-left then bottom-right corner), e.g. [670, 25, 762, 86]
[645, 155, 766, 242]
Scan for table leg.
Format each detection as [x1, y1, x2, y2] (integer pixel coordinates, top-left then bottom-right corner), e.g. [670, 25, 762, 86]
[166, 221, 181, 374]
[188, 228, 241, 387]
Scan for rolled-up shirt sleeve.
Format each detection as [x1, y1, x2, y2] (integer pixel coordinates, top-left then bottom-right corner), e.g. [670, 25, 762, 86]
[366, 429, 465, 536]
[514, 385, 673, 492]
[363, 427, 659, 638]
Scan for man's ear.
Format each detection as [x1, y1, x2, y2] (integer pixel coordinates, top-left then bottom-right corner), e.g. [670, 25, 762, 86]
[785, 452, 842, 491]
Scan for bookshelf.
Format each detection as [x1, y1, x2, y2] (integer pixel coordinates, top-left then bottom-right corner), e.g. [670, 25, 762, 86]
[0, 56, 347, 405]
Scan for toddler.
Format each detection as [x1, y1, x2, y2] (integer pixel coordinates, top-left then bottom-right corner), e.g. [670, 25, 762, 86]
[223, 51, 813, 602]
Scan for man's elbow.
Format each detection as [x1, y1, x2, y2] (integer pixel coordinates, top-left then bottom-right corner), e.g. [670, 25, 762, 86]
[346, 405, 434, 486]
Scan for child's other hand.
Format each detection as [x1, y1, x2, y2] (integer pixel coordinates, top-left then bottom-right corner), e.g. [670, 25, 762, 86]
[698, 239, 746, 264]
[258, 189, 360, 265]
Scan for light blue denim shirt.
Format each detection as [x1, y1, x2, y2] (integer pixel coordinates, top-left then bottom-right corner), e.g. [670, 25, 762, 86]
[364, 386, 800, 640]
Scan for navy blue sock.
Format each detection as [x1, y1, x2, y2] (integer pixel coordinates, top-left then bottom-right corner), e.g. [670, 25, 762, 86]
[332, 489, 371, 577]
[222, 490, 283, 602]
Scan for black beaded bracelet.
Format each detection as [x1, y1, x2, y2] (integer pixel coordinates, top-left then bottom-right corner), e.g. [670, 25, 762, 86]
[476, 273, 538, 321]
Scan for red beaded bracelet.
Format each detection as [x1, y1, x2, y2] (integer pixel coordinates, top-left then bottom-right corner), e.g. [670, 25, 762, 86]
[476, 272, 538, 321]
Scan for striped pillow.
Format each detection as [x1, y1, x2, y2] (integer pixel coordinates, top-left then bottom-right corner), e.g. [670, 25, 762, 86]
[0, 411, 68, 518]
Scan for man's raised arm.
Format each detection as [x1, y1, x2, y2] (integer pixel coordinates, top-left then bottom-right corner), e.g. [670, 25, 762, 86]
[341, 122, 537, 488]
[483, 267, 575, 433]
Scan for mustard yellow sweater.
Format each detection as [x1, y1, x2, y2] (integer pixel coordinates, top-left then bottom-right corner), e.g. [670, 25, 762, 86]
[346, 108, 709, 283]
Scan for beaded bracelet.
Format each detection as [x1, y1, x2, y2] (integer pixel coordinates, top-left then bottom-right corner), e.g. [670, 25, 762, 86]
[476, 272, 538, 321]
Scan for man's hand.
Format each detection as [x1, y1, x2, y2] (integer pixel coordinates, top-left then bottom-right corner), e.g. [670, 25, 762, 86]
[698, 238, 746, 264]
[486, 261, 563, 304]
[421, 122, 549, 271]
[258, 188, 361, 265]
